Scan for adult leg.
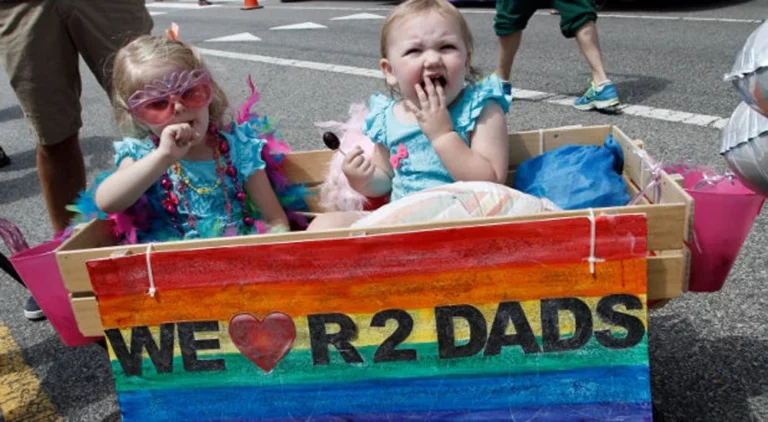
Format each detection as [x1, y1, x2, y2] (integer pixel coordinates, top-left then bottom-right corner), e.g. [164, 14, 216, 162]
[556, 0, 619, 110]
[494, 0, 538, 84]
[0, 252, 23, 287]
[575, 21, 608, 84]
[0, 0, 87, 233]
[37, 134, 86, 233]
[34, 0, 153, 233]
[1, 1, 84, 319]
[0, 145, 10, 168]
[0, 252, 43, 320]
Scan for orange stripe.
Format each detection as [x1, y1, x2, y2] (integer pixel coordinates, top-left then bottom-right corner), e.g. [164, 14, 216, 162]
[98, 259, 647, 329]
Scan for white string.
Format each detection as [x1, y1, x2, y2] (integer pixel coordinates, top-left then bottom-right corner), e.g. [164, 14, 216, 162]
[585, 209, 604, 274]
[145, 243, 157, 297]
[538, 129, 545, 155]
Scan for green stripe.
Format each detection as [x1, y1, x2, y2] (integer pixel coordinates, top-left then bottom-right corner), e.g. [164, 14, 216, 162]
[113, 337, 648, 392]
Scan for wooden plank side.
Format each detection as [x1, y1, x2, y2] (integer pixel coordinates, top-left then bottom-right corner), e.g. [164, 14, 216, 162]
[281, 150, 333, 185]
[70, 252, 681, 337]
[57, 220, 118, 294]
[611, 127, 694, 245]
[58, 203, 686, 294]
[88, 215, 649, 298]
[509, 126, 612, 167]
[70, 295, 103, 337]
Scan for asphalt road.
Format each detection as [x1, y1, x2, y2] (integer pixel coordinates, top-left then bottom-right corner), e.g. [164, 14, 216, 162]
[0, 0, 766, 420]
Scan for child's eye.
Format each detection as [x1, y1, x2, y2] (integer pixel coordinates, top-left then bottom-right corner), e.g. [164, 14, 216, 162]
[145, 100, 169, 110]
[441, 44, 456, 50]
[405, 48, 420, 55]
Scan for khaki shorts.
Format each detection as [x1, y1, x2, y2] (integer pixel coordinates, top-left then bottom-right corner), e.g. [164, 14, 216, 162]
[0, 0, 153, 145]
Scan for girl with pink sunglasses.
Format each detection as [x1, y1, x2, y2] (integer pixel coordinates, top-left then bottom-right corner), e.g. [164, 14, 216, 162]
[84, 29, 307, 243]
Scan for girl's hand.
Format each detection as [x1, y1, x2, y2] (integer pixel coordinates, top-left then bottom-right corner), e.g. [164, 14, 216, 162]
[405, 77, 454, 142]
[342, 146, 375, 189]
[157, 123, 203, 161]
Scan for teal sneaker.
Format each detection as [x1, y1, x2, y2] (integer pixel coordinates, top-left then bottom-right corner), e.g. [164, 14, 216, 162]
[574, 80, 620, 111]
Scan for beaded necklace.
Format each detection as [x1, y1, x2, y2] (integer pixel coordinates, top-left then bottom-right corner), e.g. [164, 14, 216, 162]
[150, 124, 255, 237]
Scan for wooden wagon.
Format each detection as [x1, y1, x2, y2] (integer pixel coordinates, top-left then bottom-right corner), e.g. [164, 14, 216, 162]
[55, 124, 692, 420]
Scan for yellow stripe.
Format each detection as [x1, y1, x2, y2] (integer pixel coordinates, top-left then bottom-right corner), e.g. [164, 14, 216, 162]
[0, 323, 61, 421]
[109, 296, 646, 359]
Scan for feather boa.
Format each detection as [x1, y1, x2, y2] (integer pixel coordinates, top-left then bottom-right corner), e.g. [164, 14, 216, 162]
[68, 76, 308, 244]
[315, 102, 383, 212]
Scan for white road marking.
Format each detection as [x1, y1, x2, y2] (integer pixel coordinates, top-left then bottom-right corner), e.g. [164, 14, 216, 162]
[149, 11, 168, 16]
[269, 22, 327, 30]
[330, 13, 386, 20]
[267, 5, 763, 24]
[206, 32, 262, 42]
[198, 47, 729, 129]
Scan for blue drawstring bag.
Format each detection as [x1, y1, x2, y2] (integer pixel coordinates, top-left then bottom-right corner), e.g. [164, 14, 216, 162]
[512, 134, 630, 210]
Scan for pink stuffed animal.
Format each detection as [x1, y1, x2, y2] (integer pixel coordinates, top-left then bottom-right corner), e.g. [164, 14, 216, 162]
[316, 103, 387, 211]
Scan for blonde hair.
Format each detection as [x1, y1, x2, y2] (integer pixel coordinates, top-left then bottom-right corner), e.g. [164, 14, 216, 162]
[111, 35, 231, 138]
[380, 0, 480, 91]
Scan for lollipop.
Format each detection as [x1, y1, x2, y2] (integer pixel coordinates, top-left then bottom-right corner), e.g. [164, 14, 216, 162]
[720, 101, 768, 196]
[322, 131, 346, 156]
[725, 21, 768, 117]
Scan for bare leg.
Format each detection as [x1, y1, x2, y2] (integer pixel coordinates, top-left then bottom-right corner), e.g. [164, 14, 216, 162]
[306, 211, 366, 232]
[574, 21, 608, 84]
[37, 133, 85, 233]
[496, 31, 523, 81]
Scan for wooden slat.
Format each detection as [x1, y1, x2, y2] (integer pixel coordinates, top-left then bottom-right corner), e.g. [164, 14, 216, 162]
[58, 202, 686, 294]
[70, 295, 104, 337]
[282, 150, 334, 185]
[69, 251, 684, 337]
[508, 125, 612, 167]
[57, 219, 116, 294]
[647, 251, 685, 300]
[611, 127, 694, 242]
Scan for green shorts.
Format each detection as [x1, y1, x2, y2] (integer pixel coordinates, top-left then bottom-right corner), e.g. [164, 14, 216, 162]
[494, 0, 597, 38]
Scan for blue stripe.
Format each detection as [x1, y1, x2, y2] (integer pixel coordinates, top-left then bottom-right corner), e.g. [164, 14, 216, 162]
[118, 365, 651, 421]
[262, 403, 653, 421]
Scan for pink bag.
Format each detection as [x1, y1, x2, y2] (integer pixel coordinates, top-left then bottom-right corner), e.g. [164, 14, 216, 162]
[1, 218, 102, 346]
[666, 166, 765, 292]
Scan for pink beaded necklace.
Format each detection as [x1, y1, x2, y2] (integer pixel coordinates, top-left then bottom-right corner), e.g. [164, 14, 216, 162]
[150, 124, 255, 237]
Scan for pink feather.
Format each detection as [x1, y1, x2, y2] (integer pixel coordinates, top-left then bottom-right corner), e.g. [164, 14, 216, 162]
[237, 75, 261, 124]
[111, 212, 138, 245]
[315, 103, 377, 211]
[0, 217, 30, 255]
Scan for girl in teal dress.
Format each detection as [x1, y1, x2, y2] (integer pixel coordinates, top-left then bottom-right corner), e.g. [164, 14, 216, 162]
[73, 28, 306, 243]
[308, 0, 512, 230]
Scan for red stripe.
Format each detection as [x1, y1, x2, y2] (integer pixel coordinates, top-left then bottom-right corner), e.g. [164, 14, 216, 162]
[87, 215, 648, 298]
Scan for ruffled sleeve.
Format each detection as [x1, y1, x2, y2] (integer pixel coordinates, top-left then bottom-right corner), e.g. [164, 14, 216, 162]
[452, 74, 512, 136]
[362, 93, 394, 147]
[113, 137, 154, 167]
[222, 120, 267, 180]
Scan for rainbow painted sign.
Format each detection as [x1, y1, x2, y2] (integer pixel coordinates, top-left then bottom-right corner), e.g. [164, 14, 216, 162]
[87, 215, 653, 421]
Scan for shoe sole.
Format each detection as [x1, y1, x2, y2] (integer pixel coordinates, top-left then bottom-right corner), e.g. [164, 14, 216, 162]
[573, 98, 620, 111]
[24, 309, 46, 321]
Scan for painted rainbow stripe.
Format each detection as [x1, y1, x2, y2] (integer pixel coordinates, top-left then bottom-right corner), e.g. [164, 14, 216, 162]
[90, 215, 653, 421]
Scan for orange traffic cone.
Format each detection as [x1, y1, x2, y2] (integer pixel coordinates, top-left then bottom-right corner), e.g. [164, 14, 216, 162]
[242, 0, 263, 10]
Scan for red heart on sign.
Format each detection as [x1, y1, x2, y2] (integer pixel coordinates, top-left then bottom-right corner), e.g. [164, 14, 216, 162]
[228, 312, 296, 373]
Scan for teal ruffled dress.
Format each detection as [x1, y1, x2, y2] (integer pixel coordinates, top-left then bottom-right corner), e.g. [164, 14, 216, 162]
[71, 118, 308, 244]
[363, 74, 512, 202]
[114, 121, 270, 240]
